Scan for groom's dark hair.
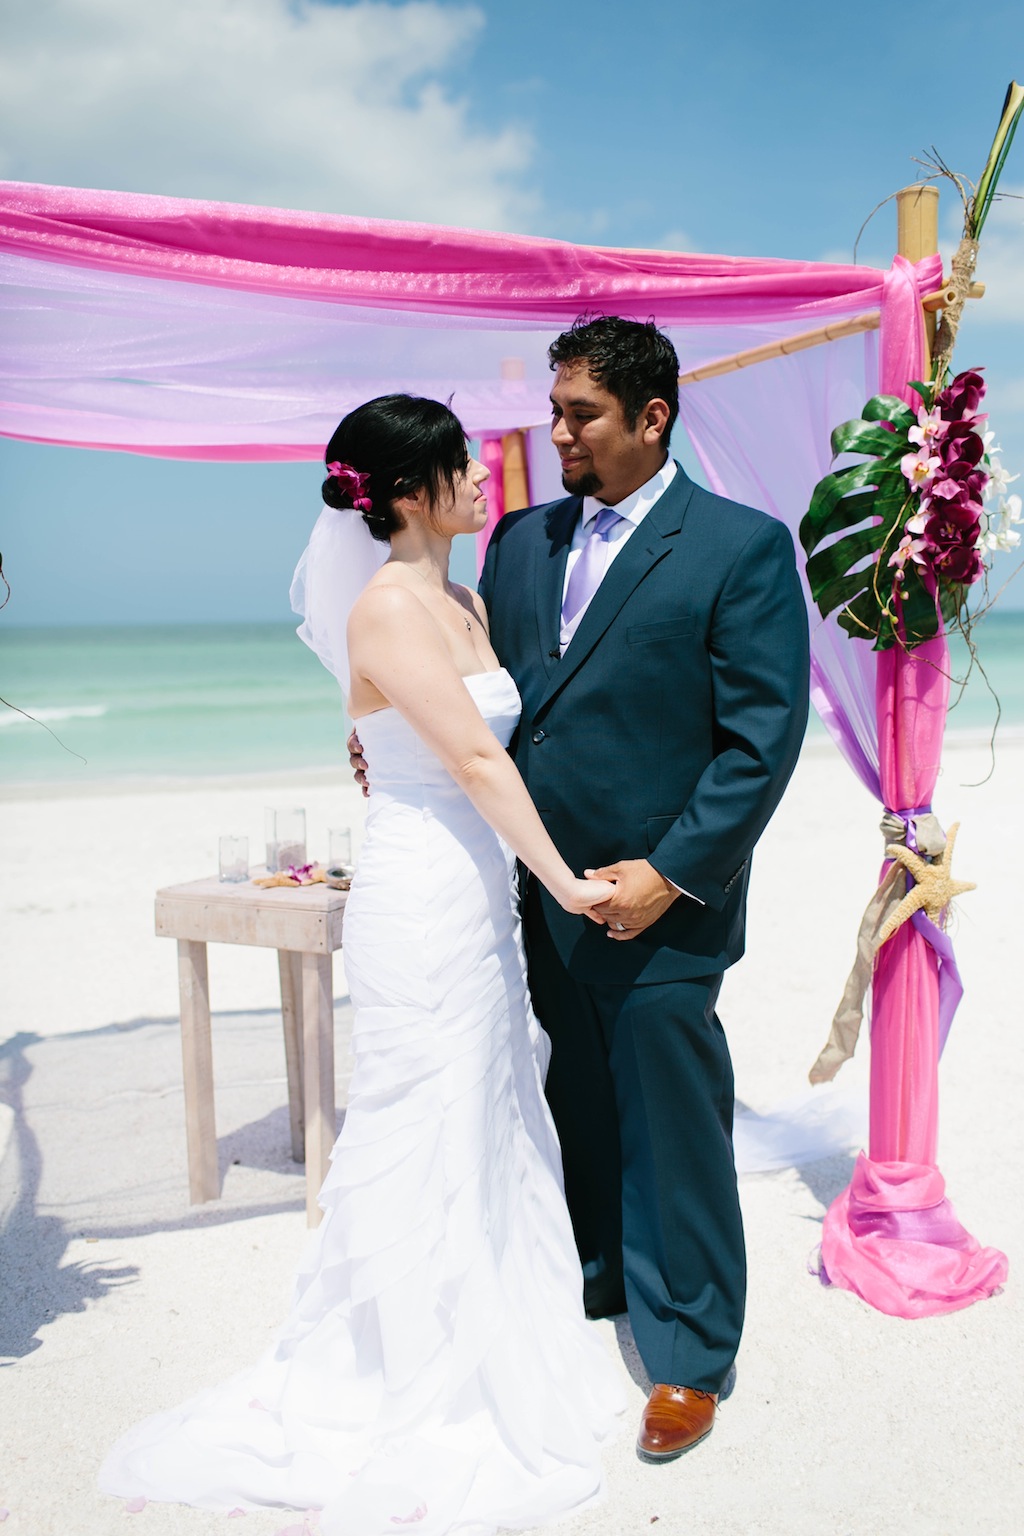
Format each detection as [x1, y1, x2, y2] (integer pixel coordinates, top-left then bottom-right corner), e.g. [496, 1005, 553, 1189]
[548, 316, 679, 441]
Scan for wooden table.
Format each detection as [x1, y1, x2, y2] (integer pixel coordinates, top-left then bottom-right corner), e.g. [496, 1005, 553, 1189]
[155, 874, 348, 1225]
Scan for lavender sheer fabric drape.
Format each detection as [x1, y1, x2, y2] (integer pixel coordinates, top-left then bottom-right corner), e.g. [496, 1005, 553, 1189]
[680, 256, 1007, 1318]
[0, 180, 1005, 1314]
[0, 182, 939, 459]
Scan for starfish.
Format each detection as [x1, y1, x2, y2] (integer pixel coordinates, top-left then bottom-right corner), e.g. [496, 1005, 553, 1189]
[252, 864, 327, 889]
[878, 821, 976, 943]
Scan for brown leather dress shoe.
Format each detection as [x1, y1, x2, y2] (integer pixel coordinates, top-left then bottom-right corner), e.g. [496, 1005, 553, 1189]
[636, 1383, 718, 1463]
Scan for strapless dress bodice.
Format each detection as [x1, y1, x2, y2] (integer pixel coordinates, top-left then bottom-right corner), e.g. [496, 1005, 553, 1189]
[354, 667, 521, 798]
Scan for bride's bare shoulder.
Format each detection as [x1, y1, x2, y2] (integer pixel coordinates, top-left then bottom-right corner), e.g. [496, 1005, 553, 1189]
[349, 571, 431, 629]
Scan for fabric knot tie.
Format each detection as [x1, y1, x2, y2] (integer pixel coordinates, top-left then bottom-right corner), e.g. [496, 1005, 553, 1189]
[880, 806, 945, 856]
[561, 506, 625, 627]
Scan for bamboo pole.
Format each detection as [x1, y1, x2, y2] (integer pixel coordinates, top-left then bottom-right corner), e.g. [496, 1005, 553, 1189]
[922, 280, 985, 312]
[677, 310, 880, 388]
[676, 279, 985, 389]
[895, 184, 940, 368]
[501, 429, 530, 512]
[676, 189, 980, 392]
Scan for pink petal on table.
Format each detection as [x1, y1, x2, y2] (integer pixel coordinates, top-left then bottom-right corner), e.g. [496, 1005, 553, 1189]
[248, 1398, 267, 1411]
[125, 1496, 147, 1513]
[391, 1506, 427, 1525]
[228, 1510, 247, 1518]
[0, 1508, 10, 1522]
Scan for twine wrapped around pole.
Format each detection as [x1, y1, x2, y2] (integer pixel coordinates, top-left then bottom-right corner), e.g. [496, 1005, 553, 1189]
[809, 812, 953, 1085]
[931, 234, 980, 382]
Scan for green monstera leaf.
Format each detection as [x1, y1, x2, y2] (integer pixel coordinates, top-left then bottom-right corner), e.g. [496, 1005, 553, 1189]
[799, 392, 943, 650]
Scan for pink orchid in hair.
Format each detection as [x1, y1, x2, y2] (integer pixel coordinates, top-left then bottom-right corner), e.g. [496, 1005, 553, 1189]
[326, 461, 373, 513]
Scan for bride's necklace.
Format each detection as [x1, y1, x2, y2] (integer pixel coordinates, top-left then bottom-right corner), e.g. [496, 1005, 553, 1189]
[406, 564, 473, 632]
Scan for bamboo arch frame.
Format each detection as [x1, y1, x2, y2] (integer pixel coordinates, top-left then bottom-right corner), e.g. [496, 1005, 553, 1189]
[498, 185, 984, 503]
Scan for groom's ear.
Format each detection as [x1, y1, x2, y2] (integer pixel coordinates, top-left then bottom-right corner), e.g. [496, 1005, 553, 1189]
[640, 397, 671, 445]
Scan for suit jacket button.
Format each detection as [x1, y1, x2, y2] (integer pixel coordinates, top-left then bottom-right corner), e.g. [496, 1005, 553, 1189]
[531, 729, 547, 744]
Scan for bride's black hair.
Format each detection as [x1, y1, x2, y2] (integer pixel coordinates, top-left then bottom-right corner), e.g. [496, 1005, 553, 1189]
[322, 394, 470, 543]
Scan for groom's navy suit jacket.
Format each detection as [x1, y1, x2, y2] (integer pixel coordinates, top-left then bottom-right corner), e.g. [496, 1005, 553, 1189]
[479, 464, 810, 987]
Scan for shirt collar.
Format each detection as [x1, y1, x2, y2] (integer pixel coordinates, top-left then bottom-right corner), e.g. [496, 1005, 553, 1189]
[581, 457, 678, 529]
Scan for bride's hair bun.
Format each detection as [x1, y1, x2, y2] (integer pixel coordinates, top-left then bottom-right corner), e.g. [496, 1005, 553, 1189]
[322, 394, 469, 545]
[321, 473, 352, 512]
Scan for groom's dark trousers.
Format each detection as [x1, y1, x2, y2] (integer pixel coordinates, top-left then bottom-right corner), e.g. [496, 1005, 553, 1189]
[480, 464, 809, 1394]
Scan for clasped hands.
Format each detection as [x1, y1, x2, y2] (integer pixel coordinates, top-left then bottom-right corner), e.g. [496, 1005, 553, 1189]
[347, 729, 678, 940]
[582, 860, 679, 939]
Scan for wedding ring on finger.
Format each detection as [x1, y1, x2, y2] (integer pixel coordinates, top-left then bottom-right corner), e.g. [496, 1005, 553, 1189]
[613, 922, 626, 931]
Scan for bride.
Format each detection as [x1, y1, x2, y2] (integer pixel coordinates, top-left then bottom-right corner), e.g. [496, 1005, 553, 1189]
[100, 394, 624, 1535]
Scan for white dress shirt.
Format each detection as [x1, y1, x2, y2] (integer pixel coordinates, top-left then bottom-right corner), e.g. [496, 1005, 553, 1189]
[556, 456, 701, 905]
[559, 457, 678, 650]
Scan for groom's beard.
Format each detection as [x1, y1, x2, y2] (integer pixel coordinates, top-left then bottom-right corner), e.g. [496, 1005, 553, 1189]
[561, 468, 602, 498]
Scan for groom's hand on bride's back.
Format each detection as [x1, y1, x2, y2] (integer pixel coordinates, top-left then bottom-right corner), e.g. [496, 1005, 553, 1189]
[583, 859, 680, 939]
[347, 728, 370, 798]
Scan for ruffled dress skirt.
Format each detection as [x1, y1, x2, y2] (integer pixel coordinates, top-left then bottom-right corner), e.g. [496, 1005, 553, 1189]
[99, 671, 623, 1534]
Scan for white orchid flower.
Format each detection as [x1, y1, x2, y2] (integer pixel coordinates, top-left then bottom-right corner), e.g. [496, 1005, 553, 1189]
[986, 459, 1020, 499]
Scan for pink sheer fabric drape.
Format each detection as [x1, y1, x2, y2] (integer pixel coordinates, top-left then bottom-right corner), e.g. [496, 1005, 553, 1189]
[678, 260, 1006, 1318]
[872, 637, 948, 1167]
[0, 181, 1006, 1315]
[0, 182, 940, 459]
[818, 638, 1008, 1315]
[476, 437, 507, 575]
[813, 314, 1008, 1316]
[0, 180, 916, 320]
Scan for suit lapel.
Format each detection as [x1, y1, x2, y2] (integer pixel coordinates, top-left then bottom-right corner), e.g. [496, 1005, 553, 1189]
[537, 467, 697, 710]
[533, 496, 579, 678]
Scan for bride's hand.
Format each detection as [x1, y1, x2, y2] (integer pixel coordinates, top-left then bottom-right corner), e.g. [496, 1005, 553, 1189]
[347, 728, 369, 798]
[558, 876, 616, 916]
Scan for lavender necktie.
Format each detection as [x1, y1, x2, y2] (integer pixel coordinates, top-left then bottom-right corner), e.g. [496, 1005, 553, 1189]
[561, 506, 624, 629]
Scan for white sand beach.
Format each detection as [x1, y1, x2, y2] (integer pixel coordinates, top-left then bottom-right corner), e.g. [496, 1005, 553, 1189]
[1, 737, 1021, 1536]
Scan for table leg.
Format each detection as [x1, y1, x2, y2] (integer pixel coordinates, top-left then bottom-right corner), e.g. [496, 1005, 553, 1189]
[277, 949, 305, 1162]
[301, 951, 335, 1227]
[177, 938, 219, 1203]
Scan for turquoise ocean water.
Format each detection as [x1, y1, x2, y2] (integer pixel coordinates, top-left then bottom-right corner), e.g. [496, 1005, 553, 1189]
[2, 614, 1023, 789]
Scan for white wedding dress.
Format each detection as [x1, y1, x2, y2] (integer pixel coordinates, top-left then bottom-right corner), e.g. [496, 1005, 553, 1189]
[100, 668, 623, 1536]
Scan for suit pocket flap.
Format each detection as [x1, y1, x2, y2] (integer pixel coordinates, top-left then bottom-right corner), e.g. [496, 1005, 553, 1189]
[627, 617, 699, 644]
[646, 814, 678, 851]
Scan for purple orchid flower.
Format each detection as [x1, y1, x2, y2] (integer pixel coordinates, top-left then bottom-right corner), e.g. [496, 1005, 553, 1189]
[924, 505, 983, 550]
[938, 424, 986, 468]
[930, 541, 984, 583]
[285, 863, 316, 883]
[928, 464, 986, 506]
[936, 368, 986, 422]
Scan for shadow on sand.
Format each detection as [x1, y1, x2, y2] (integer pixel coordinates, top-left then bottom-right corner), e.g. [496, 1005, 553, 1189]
[0, 1006, 352, 1360]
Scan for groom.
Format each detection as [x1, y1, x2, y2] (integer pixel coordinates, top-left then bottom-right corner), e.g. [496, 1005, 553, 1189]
[477, 316, 809, 1461]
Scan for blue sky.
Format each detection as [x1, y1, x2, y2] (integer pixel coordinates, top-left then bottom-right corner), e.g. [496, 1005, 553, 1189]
[3, 0, 1023, 623]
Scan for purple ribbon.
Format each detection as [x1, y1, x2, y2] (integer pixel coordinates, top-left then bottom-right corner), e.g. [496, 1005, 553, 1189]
[910, 909, 963, 1055]
[889, 805, 964, 1058]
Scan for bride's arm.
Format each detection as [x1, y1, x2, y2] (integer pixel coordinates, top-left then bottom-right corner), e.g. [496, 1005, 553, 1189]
[348, 585, 610, 916]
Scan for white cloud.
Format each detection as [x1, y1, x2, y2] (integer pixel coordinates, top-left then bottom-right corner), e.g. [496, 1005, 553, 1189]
[654, 229, 696, 254]
[0, 0, 537, 230]
[990, 375, 1024, 413]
